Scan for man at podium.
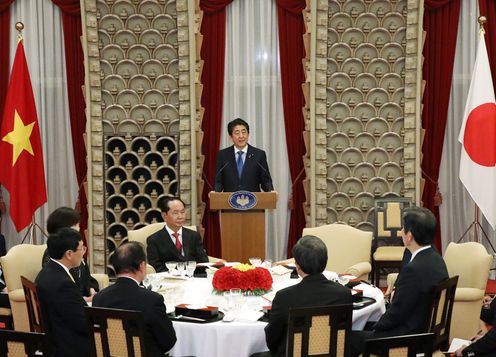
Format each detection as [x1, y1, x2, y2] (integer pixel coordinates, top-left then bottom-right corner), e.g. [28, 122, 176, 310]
[214, 118, 274, 192]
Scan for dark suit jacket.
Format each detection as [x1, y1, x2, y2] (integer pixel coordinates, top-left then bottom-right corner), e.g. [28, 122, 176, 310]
[374, 247, 448, 335]
[265, 273, 352, 357]
[42, 249, 99, 297]
[214, 144, 273, 192]
[35, 260, 89, 357]
[93, 277, 176, 356]
[462, 328, 496, 356]
[147, 226, 208, 272]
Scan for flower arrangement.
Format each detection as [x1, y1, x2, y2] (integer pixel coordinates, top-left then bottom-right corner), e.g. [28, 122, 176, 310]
[212, 263, 273, 295]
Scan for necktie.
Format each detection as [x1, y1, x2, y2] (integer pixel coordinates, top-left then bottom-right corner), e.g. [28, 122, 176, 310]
[236, 151, 244, 178]
[173, 232, 182, 253]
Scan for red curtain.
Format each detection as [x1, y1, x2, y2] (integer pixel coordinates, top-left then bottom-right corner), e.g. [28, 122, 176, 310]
[0, 0, 15, 221]
[480, 0, 496, 95]
[51, 0, 88, 241]
[277, 0, 306, 257]
[422, 0, 460, 251]
[199, 0, 232, 257]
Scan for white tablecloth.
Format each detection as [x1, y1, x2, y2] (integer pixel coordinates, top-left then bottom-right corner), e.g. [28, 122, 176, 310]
[159, 276, 385, 357]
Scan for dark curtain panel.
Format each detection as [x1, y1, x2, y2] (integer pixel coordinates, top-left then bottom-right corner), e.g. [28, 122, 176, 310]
[276, 0, 306, 257]
[479, 0, 496, 95]
[199, 0, 232, 257]
[51, 0, 88, 243]
[422, 0, 461, 251]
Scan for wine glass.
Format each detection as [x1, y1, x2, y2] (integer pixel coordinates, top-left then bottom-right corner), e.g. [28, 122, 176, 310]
[185, 261, 196, 278]
[165, 261, 178, 275]
[249, 257, 262, 267]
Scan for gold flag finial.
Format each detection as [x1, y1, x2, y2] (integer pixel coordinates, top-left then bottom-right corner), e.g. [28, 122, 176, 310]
[479, 16, 487, 34]
[15, 22, 24, 42]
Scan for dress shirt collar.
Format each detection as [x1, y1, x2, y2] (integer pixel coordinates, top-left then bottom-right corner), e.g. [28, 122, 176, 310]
[117, 276, 141, 286]
[50, 258, 73, 280]
[409, 245, 431, 263]
[234, 145, 248, 156]
[165, 225, 183, 247]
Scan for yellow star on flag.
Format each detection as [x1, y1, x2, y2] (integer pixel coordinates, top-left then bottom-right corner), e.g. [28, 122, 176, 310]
[2, 110, 35, 165]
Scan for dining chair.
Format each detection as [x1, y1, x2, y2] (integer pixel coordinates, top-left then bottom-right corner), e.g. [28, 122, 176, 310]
[85, 306, 147, 357]
[425, 275, 458, 352]
[371, 197, 411, 286]
[363, 332, 434, 357]
[286, 303, 353, 357]
[0, 329, 50, 356]
[302, 224, 372, 280]
[0, 244, 46, 331]
[20, 276, 44, 334]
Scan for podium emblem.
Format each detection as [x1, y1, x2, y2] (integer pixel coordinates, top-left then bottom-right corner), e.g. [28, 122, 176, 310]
[228, 191, 257, 210]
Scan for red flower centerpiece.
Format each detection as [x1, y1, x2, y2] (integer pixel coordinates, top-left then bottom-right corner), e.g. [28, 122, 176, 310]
[212, 264, 273, 295]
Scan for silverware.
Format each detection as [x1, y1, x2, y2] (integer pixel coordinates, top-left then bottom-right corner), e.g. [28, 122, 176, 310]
[174, 314, 207, 322]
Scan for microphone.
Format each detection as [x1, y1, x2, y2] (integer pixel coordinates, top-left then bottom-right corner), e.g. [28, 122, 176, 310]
[214, 161, 230, 191]
[256, 161, 274, 191]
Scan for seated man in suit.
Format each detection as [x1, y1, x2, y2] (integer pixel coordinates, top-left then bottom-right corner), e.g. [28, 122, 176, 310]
[455, 328, 496, 356]
[41, 207, 99, 302]
[214, 117, 274, 192]
[35, 228, 89, 357]
[93, 241, 177, 356]
[352, 206, 449, 355]
[147, 197, 208, 272]
[253, 235, 352, 357]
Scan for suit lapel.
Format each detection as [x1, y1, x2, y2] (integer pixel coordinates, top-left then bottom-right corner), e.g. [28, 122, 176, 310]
[240, 145, 254, 181]
[182, 229, 190, 259]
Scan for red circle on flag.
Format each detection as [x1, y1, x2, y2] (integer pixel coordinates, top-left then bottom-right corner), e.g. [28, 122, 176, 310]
[463, 102, 496, 167]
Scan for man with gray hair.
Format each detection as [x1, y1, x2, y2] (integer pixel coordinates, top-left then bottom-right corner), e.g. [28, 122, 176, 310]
[258, 235, 352, 357]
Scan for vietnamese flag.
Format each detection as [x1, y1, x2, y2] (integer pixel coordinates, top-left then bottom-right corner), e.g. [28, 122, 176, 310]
[459, 30, 496, 229]
[0, 41, 47, 232]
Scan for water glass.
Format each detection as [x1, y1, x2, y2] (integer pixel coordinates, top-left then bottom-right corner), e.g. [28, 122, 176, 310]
[176, 261, 186, 277]
[165, 261, 178, 275]
[249, 257, 262, 267]
[230, 288, 243, 313]
[185, 261, 196, 278]
[262, 259, 272, 269]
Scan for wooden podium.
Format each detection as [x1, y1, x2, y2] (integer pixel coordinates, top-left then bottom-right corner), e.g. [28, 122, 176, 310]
[209, 192, 277, 263]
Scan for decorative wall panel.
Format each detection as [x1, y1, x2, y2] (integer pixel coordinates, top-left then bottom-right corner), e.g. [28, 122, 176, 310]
[96, 0, 182, 275]
[310, 0, 419, 231]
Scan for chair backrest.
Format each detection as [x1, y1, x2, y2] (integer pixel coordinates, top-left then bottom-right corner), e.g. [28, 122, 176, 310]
[302, 224, 372, 273]
[426, 276, 458, 351]
[0, 244, 46, 292]
[363, 332, 434, 357]
[374, 198, 411, 243]
[20, 276, 44, 333]
[85, 306, 147, 357]
[443, 242, 492, 289]
[0, 329, 49, 357]
[127, 223, 166, 251]
[286, 304, 352, 357]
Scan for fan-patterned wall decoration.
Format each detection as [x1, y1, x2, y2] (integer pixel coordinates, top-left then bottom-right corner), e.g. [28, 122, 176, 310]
[97, 0, 180, 275]
[304, 0, 420, 231]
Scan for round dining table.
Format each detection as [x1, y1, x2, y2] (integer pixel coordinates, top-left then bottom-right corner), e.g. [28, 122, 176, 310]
[152, 273, 385, 357]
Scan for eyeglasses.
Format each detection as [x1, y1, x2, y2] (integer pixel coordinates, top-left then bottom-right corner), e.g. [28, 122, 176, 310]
[74, 246, 87, 253]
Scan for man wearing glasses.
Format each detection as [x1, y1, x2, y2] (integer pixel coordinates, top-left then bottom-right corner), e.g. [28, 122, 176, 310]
[35, 227, 89, 357]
